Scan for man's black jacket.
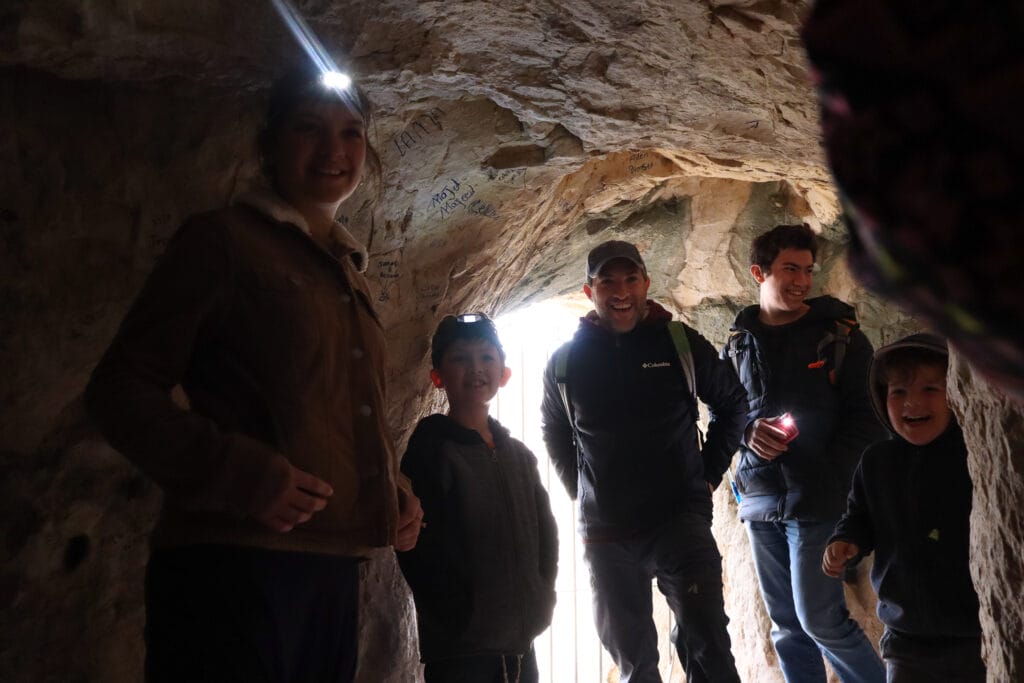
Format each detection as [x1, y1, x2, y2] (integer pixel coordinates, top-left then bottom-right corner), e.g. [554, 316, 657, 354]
[541, 301, 747, 540]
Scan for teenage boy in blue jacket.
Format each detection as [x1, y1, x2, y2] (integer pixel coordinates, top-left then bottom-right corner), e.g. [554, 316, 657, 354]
[725, 223, 886, 683]
[824, 333, 985, 682]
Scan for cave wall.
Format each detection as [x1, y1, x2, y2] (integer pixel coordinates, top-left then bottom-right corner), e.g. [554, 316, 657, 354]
[950, 358, 1024, 683]
[2, 1, 1021, 681]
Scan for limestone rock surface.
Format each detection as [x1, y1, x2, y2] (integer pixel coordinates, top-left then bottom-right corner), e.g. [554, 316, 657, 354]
[1, 1, 1019, 682]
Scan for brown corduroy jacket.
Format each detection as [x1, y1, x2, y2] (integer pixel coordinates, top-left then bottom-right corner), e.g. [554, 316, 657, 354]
[86, 190, 407, 557]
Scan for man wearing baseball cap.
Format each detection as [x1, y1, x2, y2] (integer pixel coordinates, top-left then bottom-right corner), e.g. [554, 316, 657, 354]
[541, 239, 748, 682]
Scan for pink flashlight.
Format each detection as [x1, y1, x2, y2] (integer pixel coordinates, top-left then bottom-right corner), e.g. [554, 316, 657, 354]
[775, 412, 800, 443]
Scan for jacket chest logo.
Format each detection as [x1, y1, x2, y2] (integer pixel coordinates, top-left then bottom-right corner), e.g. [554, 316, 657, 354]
[641, 361, 672, 369]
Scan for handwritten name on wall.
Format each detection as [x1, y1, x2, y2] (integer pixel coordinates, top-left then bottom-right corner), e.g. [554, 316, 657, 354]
[376, 258, 400, 303]
[417, 283, 444, 301]
[485, 167, 526, 186]
[628, 150, 655, 175]
[393, 107, 446, 158]
[429, 177, 499, 221]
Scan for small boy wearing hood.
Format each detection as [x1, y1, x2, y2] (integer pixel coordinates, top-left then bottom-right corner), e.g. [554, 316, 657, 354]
[823, 333, 985, 682]
[397, 314, 558, 683]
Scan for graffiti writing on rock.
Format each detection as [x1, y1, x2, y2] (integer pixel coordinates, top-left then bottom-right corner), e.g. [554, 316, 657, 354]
[628, 150, 655, 175]
[393, 107, 446, 158]
[376, 258, 400, 303]
[485, 167, 527, 186]
[430, 178, 499, 221]
[418, 283, 444, 301]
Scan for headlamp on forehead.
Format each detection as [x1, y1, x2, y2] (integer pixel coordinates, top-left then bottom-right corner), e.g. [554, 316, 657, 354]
[430, 312, 504, 368]
[320, 71, 352, 91]
[269, 0, 354, 95]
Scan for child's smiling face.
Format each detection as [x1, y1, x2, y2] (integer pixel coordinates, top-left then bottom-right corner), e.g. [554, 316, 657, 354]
[432, 339, 510, 409]
[885, 364, 951, 446]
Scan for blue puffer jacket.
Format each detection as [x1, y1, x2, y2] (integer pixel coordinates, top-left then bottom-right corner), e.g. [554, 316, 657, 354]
[724, 296, 887, 522]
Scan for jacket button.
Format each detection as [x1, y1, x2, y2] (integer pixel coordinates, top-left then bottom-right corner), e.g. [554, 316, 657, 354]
[359, 404, 372, 416]
[352, 348, 364, 359]
[341, 294, 352, 304]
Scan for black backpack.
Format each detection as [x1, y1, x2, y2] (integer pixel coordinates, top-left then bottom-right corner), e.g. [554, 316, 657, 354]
[725, 315, 859, 387]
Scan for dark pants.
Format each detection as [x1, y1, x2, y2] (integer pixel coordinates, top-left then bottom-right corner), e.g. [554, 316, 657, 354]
[880, 629, 986, 683]
[145, 544, 361, 683]
[424, 646, 539, 683]
[583, 513, 740, 683]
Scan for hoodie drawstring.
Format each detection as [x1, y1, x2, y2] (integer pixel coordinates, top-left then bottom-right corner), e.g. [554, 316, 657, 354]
[500, 654, 523, 683]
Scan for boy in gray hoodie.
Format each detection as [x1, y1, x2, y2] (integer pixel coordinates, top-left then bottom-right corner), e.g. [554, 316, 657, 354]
[398, 314, 558, 683]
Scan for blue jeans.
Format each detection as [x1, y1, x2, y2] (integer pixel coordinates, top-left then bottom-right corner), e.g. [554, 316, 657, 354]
[747, 520, 884, 683]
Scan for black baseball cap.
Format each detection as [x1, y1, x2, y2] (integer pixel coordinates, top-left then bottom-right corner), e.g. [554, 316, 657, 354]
[586, 240, 647, 279]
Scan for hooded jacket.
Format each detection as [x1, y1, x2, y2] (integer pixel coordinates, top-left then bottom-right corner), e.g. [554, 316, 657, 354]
[86, 187, 408, 557]
[725, 295, 886, 522]
[397, 414, 558, 662]
[830, 333, 981, 638]
[541, 301, 748, 540]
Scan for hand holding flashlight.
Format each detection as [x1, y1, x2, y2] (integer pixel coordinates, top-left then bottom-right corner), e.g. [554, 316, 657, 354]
[770, 412, 800, 444]
[747, 412, 799, 461]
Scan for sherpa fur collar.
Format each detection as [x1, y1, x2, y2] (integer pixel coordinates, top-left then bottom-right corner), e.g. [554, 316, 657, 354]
[236, 185, 369, 273]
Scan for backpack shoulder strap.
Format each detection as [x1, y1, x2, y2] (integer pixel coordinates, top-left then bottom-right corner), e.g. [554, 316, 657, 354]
[552, 343, 584, 460]
[725, 329, 745, 378]
[816, 316, 859, 385]
[667, 321, 697, 407]
[552, 343, 573, 422]
[668, 320, 706, 449]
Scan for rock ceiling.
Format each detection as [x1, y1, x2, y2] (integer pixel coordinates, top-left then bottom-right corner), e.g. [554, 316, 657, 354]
[3, 0, 873, 449]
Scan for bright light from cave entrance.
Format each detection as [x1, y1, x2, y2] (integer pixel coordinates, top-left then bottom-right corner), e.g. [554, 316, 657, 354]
[492, 298, 686, 683]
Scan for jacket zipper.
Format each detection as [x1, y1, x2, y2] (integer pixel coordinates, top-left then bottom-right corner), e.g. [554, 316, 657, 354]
[743, 331, 788, 520]
[489, 442, 527, 643]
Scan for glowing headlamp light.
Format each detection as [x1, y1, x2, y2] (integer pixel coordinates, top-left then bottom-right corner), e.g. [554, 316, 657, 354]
[320, 71, 352, 91]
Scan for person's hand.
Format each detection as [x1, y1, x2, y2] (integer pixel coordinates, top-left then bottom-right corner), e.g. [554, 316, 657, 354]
[394, 485, 424, 552]
[822, 540, 860, 578]
[747, 417, 791, 461]
[251, 455, 333, 533]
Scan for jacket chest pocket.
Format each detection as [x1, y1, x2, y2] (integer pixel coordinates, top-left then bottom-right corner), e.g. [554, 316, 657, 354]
[233, 267, 325, 387]
[788, 360, 837, 411]
[640, 360, 688, 403]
